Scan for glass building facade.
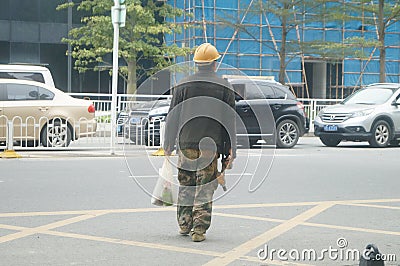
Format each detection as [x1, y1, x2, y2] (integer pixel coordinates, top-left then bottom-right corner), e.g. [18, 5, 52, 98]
[3, 1, 400, 98]
[166, 0, 400, 99]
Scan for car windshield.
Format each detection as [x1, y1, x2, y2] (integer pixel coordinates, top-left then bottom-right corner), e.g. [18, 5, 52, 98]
[342, 88, 394, 105]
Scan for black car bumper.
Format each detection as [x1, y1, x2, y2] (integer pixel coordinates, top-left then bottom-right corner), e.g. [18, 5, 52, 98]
[127, 123, 161, 145]
[314, 125, 372, 141]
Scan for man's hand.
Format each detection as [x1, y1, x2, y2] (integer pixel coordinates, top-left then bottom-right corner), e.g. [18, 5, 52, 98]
[216, 171, 227, 191]
[226, 148, 234, 169]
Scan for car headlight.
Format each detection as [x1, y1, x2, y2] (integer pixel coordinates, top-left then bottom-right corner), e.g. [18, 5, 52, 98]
[317, 109, 326, 117]
[351, 109, 374, 118]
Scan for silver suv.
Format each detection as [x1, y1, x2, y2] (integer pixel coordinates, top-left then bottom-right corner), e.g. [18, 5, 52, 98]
[314, 83, 400, 147]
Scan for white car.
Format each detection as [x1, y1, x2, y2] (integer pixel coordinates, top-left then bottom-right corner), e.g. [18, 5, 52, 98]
[314, 83, 400, 147]
[0, 79, 97, 147]
[0, 64, 55, 87]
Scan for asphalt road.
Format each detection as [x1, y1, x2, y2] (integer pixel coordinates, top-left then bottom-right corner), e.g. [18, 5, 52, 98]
[0, 137, 399, 266]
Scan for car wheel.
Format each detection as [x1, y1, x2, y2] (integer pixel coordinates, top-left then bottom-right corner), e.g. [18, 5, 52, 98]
[276, 119, 299, 148]
[41, 121, 72, 147]
[369, 120, 391, 148]
[319, 135, 341, 147]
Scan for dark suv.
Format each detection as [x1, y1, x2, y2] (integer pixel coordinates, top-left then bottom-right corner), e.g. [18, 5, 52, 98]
[121, 99, 170, 144]
[230, 78, 308, 148]
[125, 78, 308, 148]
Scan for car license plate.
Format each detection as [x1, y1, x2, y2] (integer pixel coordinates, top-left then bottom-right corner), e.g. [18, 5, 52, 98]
[324, 125, 338, 132]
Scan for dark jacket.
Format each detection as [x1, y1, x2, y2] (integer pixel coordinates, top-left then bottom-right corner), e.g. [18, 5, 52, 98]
[163, 67, 236, 158]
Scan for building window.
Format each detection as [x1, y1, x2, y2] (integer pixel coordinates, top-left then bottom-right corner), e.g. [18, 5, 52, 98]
[11, 0, 39, 22]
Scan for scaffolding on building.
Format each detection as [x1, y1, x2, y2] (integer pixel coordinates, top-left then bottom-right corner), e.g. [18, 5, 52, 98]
[166, 0, 400, 99]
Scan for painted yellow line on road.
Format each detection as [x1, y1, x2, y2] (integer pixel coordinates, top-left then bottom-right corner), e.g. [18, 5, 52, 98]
[45, 230, 221, 257]
[212, 198, 400, 210]
[215, 212, 400, 237]
[0, 224, 26, 231]
[0, 199, 398, 218]
[213, 202, 320, 209]
[0, 212, 108, 244]
[0, 222, 220, 258]
[0, 207, 174, 218]
[346, 198, 400, 204]
[0, 222, 313, 266]
[1, 211, 398, 265]
[203, 203, 335, 266]
[303, 222, 400, 236]
[240, 255, 315, 266]
[0, 203, 316, 218]
[340, 203, 400, 210]
[0, 210, 96, 218]
[213, 212, 285, 223]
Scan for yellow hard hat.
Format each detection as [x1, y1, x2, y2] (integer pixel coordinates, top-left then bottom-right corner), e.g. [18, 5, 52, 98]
[193, 43, 221, 63]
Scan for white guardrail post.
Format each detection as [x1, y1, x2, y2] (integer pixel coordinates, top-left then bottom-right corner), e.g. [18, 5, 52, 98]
[0, 120, 21, 158]
[6, 121, 13, 150]
[160, 121, 165, 148]
[151, 121, 166, 156]
[310, 100, 316, 133]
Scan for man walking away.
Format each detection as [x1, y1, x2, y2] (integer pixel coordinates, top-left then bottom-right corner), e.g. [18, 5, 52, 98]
[164, 43, 236, 242]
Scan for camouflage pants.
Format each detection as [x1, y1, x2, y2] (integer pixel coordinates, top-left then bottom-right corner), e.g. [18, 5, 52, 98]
[177, 149, 219, 234]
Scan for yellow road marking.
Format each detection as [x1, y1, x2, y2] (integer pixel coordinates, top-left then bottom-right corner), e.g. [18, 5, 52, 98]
[0, 212, 108, 244]
[0, 198, 399, 265]
[303, 222, 400, 236]
[240, 255, 314, 266]
[0, 207, 174, 218]
[0, 222, 311, 266]
[0, 224, 26, 231]
[0, 200, 398, 265]
[213, 212, 285, 223]
[44, 230, 221, 257]
[216, 212, 400, 236]
[203, 203, 335, 266]
[340, 203, 400, 210]
[0, 199, 398, 218]
[0, 222, 220, 257]
[213, 202, 320, 209]
[345, 198, 400, 204]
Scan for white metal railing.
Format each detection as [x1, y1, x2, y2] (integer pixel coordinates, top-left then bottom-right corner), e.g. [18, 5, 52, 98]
[298, 98, 343, 132]
[0, 115, 102, 150]
[68, 93, 341, 133]
[0, 114, 162, 150]
[121, 116, 164, 147]
[0, 95, 344, 151]
[68, 93, 172, 118]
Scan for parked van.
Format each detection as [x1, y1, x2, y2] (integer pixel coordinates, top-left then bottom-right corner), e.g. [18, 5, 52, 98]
[0, 64, 55, 87]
